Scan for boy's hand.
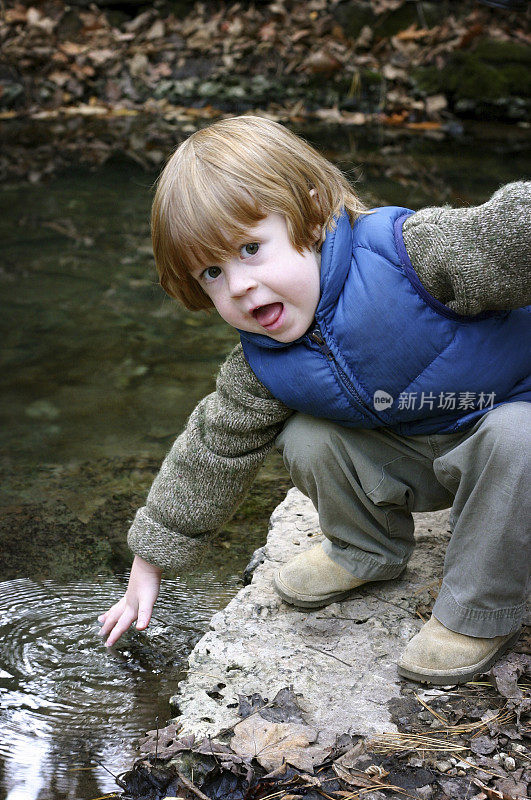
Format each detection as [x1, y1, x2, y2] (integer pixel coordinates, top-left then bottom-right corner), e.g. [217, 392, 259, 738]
[98, 555, 163, 647]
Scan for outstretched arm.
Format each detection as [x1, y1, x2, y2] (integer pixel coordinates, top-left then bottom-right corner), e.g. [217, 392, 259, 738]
[403, 181, 531, 315]
[99, 344, 292, 644]
[127, 343, 293, 571]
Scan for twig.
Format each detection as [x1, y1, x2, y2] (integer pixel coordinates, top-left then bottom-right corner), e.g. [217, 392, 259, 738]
[454, 756, 510, 780]
[88, 795, 120, 800]
[315, 617, 374, 623]
[93, 760, 127, 791]
[177, 771, 216, 800]
[256, 791, 286, 800]
[414, 692, 448, 725]
[368, 733, 468, 754]
[411, 579, 441, 597]
[338, 782, 416, 800]
[207, 733, 222, 766]
[510, 748, 530, 762]
[68, 766, 99, 771]
[216, 698, 286, 737]
[304, 644, 353, 668]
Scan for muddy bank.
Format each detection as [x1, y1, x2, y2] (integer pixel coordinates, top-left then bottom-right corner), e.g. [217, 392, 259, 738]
[0, 452, 291, 582]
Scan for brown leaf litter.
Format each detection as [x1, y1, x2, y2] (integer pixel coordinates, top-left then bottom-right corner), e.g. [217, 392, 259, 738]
[1, 0, 528, 124]
[1, 0, 529, 181]
[117, 650, 530, 800]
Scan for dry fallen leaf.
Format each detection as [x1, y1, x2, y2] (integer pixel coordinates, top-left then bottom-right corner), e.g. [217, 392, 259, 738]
[406, 121, 443, 131]
[59, 41, 87, 56]
[394, 24, 431, 42]
[88, 48, 115, 66]
[231, 715, 324, 772]
[471, 778, 513, 800]
[4, 5, 28, 24]
[488, 652, 530, 700]
[370, 0, 405, 13]
[299, 49, 343, 76]
[146, 20, 165, 40]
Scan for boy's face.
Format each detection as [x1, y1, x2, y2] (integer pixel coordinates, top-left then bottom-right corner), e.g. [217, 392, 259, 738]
[191, 213, 321, 343]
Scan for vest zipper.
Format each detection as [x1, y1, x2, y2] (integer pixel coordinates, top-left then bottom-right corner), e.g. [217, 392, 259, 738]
[307, 324, 382, 422]
[308, 325, 333, 359]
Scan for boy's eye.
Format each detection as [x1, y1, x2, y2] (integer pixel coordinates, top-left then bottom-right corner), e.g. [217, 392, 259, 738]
[240, 243, 259, 258]
[202, 266, 222, 282]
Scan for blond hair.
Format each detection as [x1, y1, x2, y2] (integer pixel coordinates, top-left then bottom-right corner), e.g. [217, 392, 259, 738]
[152, 115, 367, 310]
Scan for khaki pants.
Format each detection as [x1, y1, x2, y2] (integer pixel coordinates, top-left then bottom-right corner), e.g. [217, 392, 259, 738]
[276, 402, 530, 637]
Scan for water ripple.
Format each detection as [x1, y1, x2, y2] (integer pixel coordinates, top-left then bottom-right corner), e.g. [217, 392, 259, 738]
[0, 574, 236, 800]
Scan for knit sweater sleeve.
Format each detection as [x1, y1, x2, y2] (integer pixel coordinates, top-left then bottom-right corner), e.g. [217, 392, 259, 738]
[127, 344, 292, 571]
[402, 181, 531, 315]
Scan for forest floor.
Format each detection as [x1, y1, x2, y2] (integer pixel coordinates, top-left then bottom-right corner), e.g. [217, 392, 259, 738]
[119, 666, 531, 800]
[0, 0, 529, 180]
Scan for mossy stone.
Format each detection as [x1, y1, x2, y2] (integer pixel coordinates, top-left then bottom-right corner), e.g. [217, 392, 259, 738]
[473, 39, 531, 65]
[334, 0, 452, 40]
[413, 38, 531, 103]
[333, 1, 374, 39]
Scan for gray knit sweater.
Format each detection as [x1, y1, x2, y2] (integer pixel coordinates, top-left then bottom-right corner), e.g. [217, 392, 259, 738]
[128, 182, 531, 571]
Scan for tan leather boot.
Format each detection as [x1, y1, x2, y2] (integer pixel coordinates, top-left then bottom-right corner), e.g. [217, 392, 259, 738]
[397, 616, 521, 685]
[273, 543, 367, 608]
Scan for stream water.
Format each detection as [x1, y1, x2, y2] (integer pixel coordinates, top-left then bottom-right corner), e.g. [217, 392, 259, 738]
[0, 121, 528, 799]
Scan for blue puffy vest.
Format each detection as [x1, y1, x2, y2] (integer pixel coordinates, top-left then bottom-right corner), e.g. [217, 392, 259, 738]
[239, 207, 531, 435]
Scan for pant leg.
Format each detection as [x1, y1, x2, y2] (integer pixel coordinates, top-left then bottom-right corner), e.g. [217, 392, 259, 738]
[432, 401, 531, 637]
[276, 413, 459, 581]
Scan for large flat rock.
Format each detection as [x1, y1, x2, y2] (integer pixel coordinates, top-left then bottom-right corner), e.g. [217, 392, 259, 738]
[171, 488, 455, 744]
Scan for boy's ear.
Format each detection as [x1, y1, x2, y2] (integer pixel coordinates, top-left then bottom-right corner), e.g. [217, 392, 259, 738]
[309, 188, 320, 212]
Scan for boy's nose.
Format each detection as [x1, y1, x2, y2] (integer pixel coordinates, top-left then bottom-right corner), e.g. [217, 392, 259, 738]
[226, 267, 258, 297]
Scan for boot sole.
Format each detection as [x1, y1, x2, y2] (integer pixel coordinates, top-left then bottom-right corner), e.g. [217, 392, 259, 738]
[273, 571, 365, 609]
[397, 630, 521, 686]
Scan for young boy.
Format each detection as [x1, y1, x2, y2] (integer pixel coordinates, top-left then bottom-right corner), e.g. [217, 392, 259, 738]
[99, 116, 530, 685]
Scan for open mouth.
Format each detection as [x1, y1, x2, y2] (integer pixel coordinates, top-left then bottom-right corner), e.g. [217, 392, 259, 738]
[252, 302, 284, 329]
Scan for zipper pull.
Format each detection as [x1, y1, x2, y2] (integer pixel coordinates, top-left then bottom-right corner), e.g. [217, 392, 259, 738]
[308, 325, 323, 344]
[308, 325, 333, 359]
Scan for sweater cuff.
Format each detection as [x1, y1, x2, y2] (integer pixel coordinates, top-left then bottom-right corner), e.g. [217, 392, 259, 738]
[127, 507, 211, 572]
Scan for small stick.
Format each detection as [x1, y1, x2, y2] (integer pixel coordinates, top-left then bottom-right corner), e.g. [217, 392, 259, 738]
[304, 644, 353, 668]
[88, 794, 120, 800]
[177, 771, 213, 800]
[414, 693, 448, 725]
[93, 760, 127, 790]
[207, 734, 221, 766]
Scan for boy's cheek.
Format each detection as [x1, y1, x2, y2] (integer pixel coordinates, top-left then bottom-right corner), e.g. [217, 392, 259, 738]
[214, 303, 239, 328]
